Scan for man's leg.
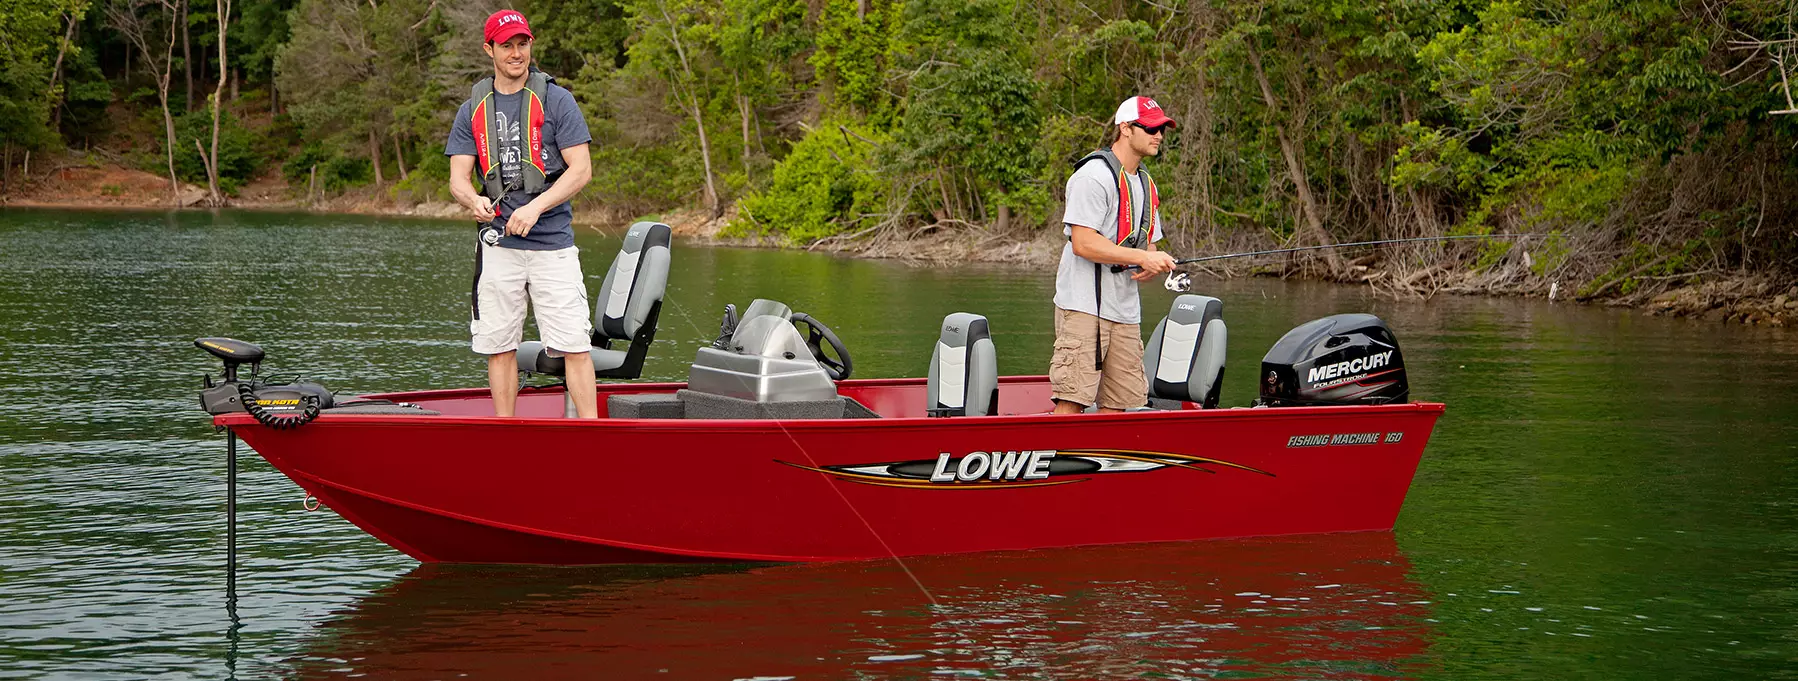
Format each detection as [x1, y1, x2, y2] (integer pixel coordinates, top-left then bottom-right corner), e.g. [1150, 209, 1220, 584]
[1095, 319, 1147, 412]
[1050, 307, 1102, 414]
[487, 350, 519, 416]
[561, 351, 598, 418]
[472, 243, 529, 417]
[526, 245, 597, 418]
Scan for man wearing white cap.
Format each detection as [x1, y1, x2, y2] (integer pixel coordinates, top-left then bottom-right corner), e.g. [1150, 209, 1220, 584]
[1049, 96, 1179, 414]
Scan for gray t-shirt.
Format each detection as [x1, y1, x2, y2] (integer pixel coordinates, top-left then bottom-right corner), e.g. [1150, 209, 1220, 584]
[446, 81, 592, 250]
[1054, 159, 1164, 324]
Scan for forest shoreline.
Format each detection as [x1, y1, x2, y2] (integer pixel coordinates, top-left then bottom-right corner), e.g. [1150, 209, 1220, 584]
[4, 159, 1793, 330]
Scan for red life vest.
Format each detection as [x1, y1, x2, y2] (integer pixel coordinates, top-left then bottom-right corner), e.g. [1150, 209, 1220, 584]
[1074, 149, 1159, 248]
[468, 69, 550, 202]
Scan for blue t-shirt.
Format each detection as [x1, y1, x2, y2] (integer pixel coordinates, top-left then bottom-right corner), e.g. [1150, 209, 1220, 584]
[445, 80, 592, 250]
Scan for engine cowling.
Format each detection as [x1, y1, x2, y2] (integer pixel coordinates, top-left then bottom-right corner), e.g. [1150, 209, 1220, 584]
[1258, 313, 1408, 407]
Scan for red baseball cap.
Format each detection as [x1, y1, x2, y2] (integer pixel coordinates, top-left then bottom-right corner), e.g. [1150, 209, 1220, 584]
[1113, 96, 1176, 129]
[484, 10, 534, 44]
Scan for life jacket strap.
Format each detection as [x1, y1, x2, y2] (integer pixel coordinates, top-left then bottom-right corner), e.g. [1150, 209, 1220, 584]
[469, 69, 553, 204]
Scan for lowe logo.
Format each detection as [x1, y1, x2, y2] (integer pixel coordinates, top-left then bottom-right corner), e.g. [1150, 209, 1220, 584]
[1307, 351, 1394, 383]
[929, 450, 1054, 482]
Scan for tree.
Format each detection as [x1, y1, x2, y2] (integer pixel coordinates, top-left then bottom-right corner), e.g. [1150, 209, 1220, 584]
[106, 0, 182, 202]
[196, 0, 231, 204]
[631, 0, 724, 217]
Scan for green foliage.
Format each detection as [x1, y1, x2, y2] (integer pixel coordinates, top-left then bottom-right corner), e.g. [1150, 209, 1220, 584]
[174, 109, 260, 193]
[282, 143, 368, 193]
[732, 121, 888, 243]
[17, 0, 1798, 284]
[0, 0, 79, 151]
[810, 0, 892, 115]
[1578, 238, 1708, 297]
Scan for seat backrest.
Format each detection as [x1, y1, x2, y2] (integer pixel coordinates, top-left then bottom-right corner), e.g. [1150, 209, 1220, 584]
[594, 221, 673, 343]
[927, 312, 998, 417]
[1144, 294, 1226, 408]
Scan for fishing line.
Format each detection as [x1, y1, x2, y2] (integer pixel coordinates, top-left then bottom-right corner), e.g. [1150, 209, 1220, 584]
[1116, 233, 1536, 271]
[764, 414, 943, 609]
[659, 296, 942, 607]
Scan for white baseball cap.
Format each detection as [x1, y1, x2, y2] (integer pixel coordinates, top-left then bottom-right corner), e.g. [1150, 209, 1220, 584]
[1113, 96, 1177, 129]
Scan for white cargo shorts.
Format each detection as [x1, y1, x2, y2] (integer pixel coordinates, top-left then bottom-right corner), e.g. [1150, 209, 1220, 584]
[470, 243, 593, 356]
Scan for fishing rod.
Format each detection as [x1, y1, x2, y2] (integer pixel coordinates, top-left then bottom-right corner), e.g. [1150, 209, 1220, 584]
[1115, 233, 1535, 272]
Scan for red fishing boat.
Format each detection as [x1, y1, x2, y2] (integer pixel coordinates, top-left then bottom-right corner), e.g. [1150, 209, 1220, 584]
[197, 222, 1441, 565]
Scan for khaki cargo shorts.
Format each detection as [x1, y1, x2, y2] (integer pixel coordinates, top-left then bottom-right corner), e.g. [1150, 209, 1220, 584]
[1050, 307, 1147, 410]
[470, 243, 593, 356]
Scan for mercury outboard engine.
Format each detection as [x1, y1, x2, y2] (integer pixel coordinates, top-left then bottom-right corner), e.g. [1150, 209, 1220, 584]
[1257, 314, 1408, 407]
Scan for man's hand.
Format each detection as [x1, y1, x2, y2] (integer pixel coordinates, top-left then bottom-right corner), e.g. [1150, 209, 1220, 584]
[1131, 250, 1177, 281]
[506, 203, 543, 237]
[469, 196, 495, 223]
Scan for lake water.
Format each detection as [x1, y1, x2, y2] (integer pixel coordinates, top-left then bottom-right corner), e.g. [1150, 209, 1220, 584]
[0, 209, 1793, 679]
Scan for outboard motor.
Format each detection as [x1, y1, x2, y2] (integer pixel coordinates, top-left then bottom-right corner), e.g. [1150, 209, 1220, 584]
[1257, 314, 1408, 407]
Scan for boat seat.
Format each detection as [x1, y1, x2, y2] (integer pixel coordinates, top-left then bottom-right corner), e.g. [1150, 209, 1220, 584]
[518, 221, 672, 380]
[1143, 294, 1226, 409]
[927, 312, 998, 417]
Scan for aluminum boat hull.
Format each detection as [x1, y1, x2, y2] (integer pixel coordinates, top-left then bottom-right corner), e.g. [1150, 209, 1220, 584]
[217, 376, 1442, 564]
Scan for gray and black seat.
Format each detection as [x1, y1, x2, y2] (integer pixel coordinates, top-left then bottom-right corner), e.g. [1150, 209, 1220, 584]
[1143, 294, 1227, 409]
[926, 312, 998, 417]
[517, 221, 672, 380]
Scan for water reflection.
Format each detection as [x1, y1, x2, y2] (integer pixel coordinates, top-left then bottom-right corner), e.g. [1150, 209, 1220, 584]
[287, 533, 1431, 680]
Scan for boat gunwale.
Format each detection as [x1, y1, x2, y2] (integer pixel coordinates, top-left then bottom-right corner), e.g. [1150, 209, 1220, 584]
[213, 373, 1444, 431]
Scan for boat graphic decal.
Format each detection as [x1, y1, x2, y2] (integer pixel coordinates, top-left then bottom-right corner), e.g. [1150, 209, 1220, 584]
[777, 448, 1273, 490]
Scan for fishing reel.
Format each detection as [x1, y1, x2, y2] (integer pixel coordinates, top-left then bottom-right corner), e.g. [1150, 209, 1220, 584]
[195, 337, 333, 429]
[1164, 270, 1192, 292]
[478, 220, 503, 246]
[1104, 261, 1192, 292]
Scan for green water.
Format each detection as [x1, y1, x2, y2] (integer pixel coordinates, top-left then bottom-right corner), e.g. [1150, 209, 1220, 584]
[0, 209, 1793, 679]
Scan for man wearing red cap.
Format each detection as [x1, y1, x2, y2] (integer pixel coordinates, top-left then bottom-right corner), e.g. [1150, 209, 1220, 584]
[446, 10, 596, 417]
[1049, 96, 1180, 414]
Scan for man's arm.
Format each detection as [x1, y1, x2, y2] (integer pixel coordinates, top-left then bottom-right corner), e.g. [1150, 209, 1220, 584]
[447, 155, 495, 222]
[1070, 226, 1176, 280]
[502, 143, 593, 237]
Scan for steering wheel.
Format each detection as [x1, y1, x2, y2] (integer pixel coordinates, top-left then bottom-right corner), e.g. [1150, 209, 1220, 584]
[789, 312, 853, 381]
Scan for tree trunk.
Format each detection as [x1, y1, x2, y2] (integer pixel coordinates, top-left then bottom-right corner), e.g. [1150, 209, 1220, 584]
[49, 13, 76, 129]
[736, 75, 752, 183]
[308, 163, 317, 204]
[161, 9, 180, 203]
[1245, 41, 1340, 274]
[657, 0, 720, 218]
[204, 0, 231, 206]
[393, 134, 408, 180]
[181, 0, 193, 112]
[368, 128, 384, 185]
[689, 95, 719, 217]
[230, 67, 238, 101]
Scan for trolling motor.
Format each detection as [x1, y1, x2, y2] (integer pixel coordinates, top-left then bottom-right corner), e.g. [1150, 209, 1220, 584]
[195, 337, 333, 429]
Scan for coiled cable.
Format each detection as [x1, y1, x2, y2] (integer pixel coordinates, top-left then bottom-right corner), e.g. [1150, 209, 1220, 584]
[237, 381, 320, 429]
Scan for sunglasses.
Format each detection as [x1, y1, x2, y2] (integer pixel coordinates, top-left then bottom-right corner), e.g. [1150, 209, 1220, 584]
[1132, 122, 1172, 136]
